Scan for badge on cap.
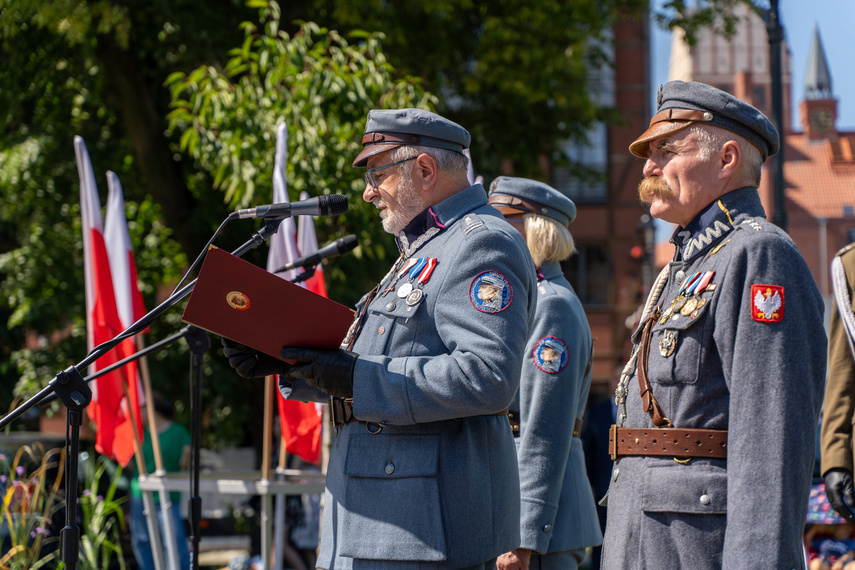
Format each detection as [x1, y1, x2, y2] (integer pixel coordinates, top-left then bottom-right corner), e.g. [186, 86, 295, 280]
[751, 284, 784, 323]
[533, 336, 568, 373]
[470, 271, 513, 313]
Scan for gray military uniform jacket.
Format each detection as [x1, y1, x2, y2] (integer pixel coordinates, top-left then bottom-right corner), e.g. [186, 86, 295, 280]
[514, 261, 602, 554]
[602, 187, 827, 569]
[282, 185, 538, 570]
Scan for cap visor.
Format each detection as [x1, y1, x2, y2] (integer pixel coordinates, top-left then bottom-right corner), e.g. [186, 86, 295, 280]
[352, 144, 401, 168]
[628, 121, 693, 159]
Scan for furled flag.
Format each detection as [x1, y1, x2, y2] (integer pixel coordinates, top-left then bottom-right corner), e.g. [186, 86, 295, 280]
[297, 190, 328, 298]
[266, 123, 323, 465]
[104, 171, 146, 462]
[74, 136, 140, 466]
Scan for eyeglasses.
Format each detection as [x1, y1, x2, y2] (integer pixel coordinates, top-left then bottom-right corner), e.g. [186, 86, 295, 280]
[364, 156, 417, 188]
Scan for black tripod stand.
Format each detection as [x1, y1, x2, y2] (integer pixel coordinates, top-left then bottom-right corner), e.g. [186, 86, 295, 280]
[0, 219, 284, 569]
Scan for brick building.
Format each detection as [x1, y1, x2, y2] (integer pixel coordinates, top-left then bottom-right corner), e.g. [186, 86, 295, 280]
[664, 9, 855, 308]
[554, 15, 655, 396]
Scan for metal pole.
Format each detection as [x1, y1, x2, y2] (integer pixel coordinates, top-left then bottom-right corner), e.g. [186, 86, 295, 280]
[766, 0, 788, 231]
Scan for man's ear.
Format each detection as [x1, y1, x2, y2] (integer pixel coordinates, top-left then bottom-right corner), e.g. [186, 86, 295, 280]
[719, 140, 740, 180]
[414, 153, 439, 190]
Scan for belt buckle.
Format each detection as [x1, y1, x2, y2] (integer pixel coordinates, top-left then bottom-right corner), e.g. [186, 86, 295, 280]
[609, 424, 619, 461]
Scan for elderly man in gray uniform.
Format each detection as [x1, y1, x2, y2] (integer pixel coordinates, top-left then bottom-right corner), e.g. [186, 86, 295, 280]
[488, 178, 602, 570]
[224, 108, 538, 569]
[601, 81, 827, 569]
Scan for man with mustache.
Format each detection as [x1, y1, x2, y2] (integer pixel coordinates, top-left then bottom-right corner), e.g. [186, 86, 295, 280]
[601, 81, 827, 569]
[224, 108, 538, 569]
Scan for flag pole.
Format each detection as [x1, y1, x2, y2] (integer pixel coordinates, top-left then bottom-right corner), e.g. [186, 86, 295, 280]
[137, 334, 181, 570]
[261, 375, 275, 569]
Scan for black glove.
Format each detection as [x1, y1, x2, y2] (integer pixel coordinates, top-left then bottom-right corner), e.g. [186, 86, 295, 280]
[823, 468, 855, 522]
[221, 337, 291, 379]
[279, 347, 357, 399]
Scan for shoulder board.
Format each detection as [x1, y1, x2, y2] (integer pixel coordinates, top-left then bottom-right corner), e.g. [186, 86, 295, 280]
[461, 213, 488, 236]
[537, 279, 558, 297]
[835, 242, 855, 258]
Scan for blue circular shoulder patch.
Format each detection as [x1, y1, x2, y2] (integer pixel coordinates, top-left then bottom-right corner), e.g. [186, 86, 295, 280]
[532, 336, 568, 373]
[469, 271, 513, 313]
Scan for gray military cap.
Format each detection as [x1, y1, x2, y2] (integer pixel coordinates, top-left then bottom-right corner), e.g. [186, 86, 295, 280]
[352, 108, 471, 167]
[629, 80, 780, 161]
[487, 176, 577, 227]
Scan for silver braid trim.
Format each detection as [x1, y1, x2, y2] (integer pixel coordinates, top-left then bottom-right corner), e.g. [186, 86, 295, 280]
[615, 264, 670, 426]
[832, 256, 855, 360]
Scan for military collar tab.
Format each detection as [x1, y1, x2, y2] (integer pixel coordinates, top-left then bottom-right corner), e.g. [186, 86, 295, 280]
[395, 184, 488, 256]
[671, 187, 764, 261]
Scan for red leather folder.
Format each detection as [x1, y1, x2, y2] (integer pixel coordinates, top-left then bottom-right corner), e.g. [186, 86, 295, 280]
[181, 247, 354, 360]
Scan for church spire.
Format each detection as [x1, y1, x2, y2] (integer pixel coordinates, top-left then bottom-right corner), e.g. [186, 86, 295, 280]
[804, 25, 833, 100]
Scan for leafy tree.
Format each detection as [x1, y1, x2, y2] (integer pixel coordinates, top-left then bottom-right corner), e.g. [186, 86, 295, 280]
[0, 0, 768, 451]
[165, 2, 436, 305]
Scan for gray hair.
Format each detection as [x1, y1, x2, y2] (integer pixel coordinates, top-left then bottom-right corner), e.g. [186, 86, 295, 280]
[389, 145, 470, 180]
[691, 125, 763, 186]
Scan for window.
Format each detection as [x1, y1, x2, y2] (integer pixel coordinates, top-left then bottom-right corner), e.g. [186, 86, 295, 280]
[562, 243, 611, 306]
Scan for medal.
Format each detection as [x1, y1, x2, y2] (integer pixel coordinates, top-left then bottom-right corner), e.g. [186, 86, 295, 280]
[397, 282, 413, 298]
[406, 289, 423, 306]
[680, 297, 698, 315]
[659, 330, 676, 357]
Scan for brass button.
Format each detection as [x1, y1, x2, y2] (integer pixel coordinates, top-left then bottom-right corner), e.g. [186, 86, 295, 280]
[542, 524, 552, 532]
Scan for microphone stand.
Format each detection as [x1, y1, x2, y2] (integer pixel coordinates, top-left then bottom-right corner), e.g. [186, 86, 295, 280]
[0, 218, 284, 570]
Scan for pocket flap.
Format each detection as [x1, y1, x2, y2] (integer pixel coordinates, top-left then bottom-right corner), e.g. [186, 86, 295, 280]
[344, 434, 439, 479]
[370, 292, 425, 319]
[641, 462, 727, 514]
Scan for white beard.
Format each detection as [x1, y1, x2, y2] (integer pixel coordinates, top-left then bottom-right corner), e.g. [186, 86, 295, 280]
[375, 173, 428, 235]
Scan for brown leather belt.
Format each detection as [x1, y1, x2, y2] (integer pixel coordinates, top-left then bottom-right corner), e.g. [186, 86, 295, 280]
[609, 425, 727, 460]
[508, 413, 583, 438]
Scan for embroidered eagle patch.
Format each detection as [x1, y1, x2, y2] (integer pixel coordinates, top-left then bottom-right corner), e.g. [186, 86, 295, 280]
[751, 284, 784, 323]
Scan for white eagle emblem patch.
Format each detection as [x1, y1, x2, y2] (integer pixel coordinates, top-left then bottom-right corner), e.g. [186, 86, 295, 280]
[751, 284, 784, 323]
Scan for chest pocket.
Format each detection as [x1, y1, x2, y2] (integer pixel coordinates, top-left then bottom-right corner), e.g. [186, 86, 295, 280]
[361, 294, 426, 356]
[646, 296, 713, 385]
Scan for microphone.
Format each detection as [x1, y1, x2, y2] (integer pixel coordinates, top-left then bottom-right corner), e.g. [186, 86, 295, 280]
[274, 235, 358, 273]
[234, 194, 348, 219]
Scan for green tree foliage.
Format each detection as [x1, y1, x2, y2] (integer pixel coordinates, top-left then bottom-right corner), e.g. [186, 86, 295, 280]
[165, 3, 436, 304]
[0, 0, 765, 450]
[308, 0, 650, 179]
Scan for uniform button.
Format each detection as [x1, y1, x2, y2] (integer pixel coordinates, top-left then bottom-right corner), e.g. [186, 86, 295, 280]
[542, 524, 552, 532]
[465, 216, 472, 223]
[699, 494, 711, 505]
[378, 326, 386, 335]
[385, 463, 395, 475]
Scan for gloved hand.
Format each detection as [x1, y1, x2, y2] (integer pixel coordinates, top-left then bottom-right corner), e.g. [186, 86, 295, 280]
[221, 338, 291, 379]
[279, 347, 357, 399]
[823, 468, 855, 522]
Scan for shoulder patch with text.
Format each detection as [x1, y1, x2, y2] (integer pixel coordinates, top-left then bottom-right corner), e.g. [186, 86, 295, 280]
[751, 284, 784, 323]
[532, 336, 568, 373]
[469, 271, 513, 313]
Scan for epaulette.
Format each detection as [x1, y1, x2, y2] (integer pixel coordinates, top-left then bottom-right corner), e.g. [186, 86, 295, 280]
[461, 213, 487, 236]
[835, 242, 855, 258]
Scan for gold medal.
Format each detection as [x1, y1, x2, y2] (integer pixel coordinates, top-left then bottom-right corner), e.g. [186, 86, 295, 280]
[680, 297, 699, 316]
[696, 298, 707, 309]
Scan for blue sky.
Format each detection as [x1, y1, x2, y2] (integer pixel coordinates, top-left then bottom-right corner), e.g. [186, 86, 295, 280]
[651, 0, 855, 130]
